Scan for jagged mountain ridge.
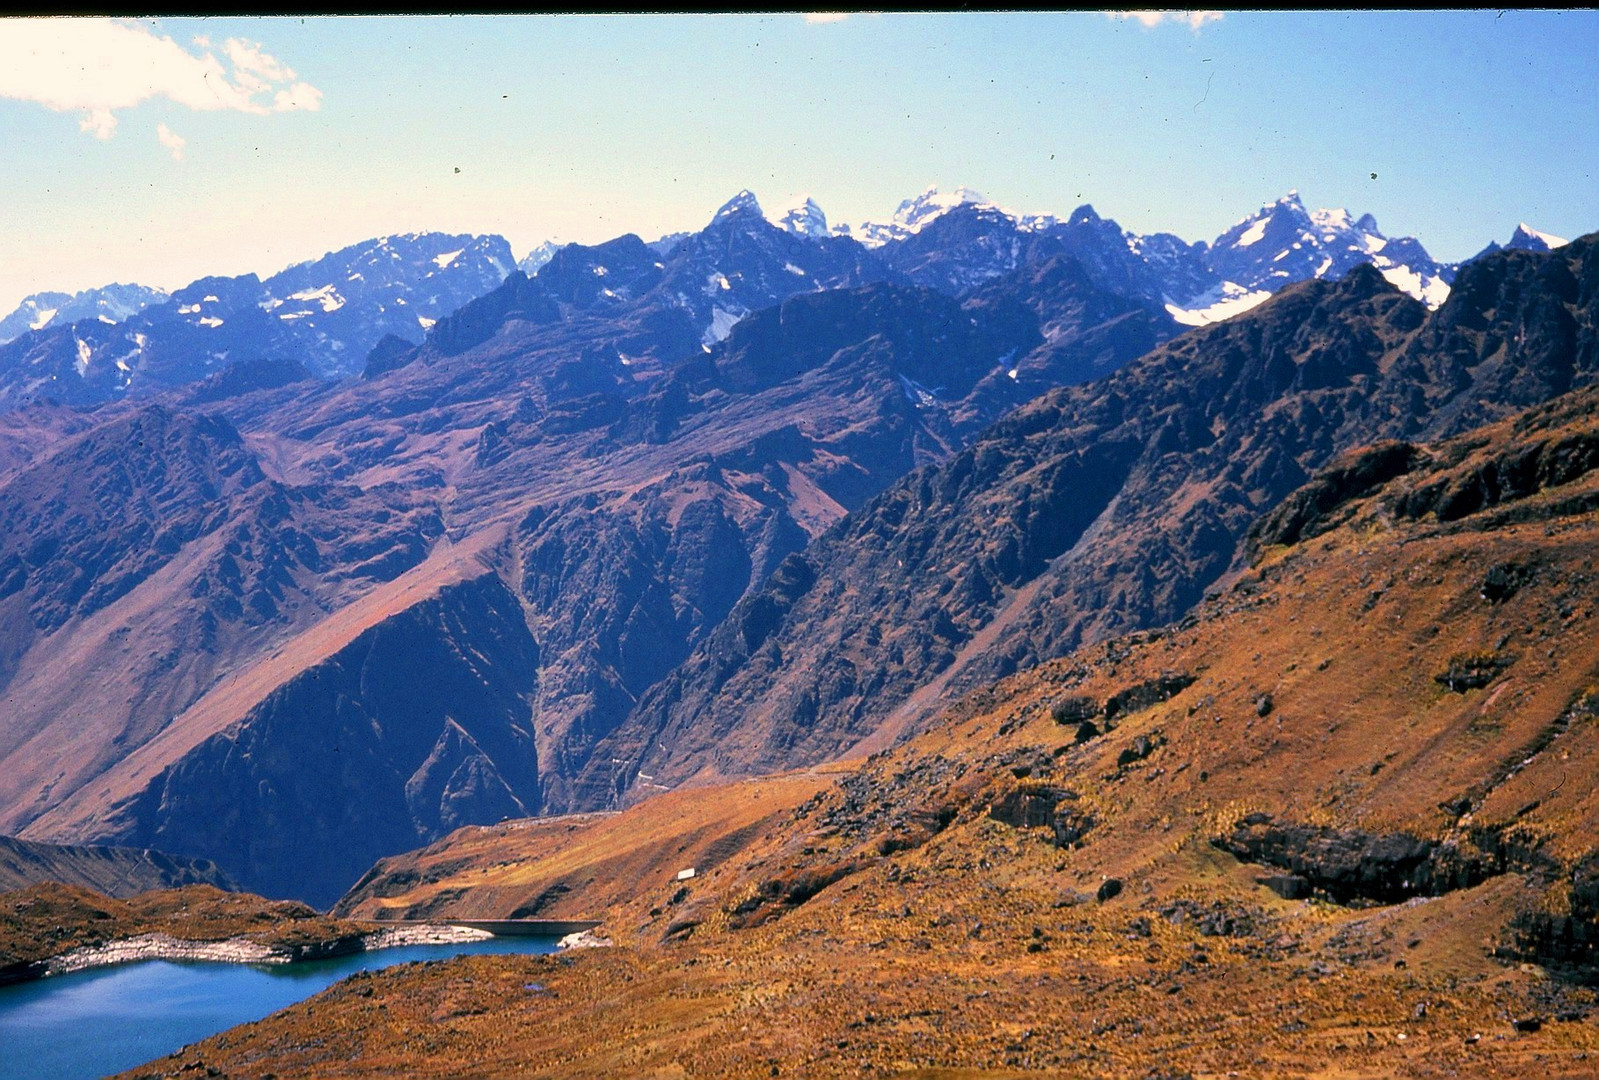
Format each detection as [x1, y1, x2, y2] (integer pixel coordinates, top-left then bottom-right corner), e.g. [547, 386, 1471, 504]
[489, 190, 895, 355]
[0, 283, 167, 346]
[500, 183, 1466, 363]
[0, 232, 516, 408]
[575, 236, 1599, 810]
[856, 186, 1462, 323]
[0, 186, 1561, 414]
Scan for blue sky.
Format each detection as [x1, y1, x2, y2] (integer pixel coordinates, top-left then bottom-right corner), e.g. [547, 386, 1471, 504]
[1, 11, 1595, 310]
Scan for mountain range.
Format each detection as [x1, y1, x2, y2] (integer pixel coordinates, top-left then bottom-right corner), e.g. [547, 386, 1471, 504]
[577, 236, 1598, 809]
[0, 188, 1562, 414]
[0, 180, 1587, 907]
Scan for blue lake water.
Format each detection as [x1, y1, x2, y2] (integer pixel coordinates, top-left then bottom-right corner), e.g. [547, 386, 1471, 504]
[0, 936, 558, 1080]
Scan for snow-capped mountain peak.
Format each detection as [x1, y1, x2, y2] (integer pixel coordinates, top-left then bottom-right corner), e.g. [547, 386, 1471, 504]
[1307, 206, 1356, 231]
[766, 195, 831, 239]
[891, 185, 991, 231]
[712, 190, 765, 224]
[0, 231, 520, 399]
[0, 282, 168, 346]
[843, 185, 997, 248]
[1177, 191, 1454, 320]
[1227, 193, 1385, 254]
[1213, 193, 1422, 286]
[1468, 222, 1572, 263]
[518, 240, 565, 277]
[1512, 223, 1569, 251]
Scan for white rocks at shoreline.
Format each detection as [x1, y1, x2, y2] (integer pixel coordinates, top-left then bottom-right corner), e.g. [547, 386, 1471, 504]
[43, 933, 285, 976]
[361, 924, 494, 949]
[556, 928, 612, 950]
[35, 923, 493, 980]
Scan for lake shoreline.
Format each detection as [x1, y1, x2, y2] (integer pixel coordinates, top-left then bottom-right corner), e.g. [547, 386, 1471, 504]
[0, 933, 584, 1080]
[0, 922, 501, 987]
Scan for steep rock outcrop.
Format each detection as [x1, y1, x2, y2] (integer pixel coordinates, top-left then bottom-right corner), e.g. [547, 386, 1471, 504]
[100, 574, 540, 906]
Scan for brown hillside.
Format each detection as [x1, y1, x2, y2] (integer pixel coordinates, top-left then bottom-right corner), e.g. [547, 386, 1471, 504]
[149, 386, 1599, 1077]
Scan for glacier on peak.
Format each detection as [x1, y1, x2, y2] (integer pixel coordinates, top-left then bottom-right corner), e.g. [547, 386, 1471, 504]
[1512, 223, 1569, 251]
[1205, 190, 1453, 308]
[1164, 281, 1276, 327]
[844, 185, 1001, 247]
[766, 195, 831, 239]
[891, 185, 992, 230]
[712, 189, 765, 223]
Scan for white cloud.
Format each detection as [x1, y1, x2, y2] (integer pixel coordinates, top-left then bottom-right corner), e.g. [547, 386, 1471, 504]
[0, 18, 322, 139]
[223, 37, 295, 89]
[157, 122, 185, 160]
[1105, 11, 1224, 31]
[80, 107, 117, 139]
[272, 82, 323, 113]
[802, 13, 850, 24]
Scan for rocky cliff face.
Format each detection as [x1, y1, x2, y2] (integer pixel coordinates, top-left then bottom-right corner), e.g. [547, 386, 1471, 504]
[99, 574, 540, 908]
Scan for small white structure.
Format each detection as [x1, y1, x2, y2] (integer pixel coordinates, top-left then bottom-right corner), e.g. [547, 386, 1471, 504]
[675, 867, 697, 881]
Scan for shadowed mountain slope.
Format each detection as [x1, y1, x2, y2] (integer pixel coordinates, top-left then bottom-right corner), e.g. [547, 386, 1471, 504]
[0, 836, 237, 898]
[581, 237, 1598, 808]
